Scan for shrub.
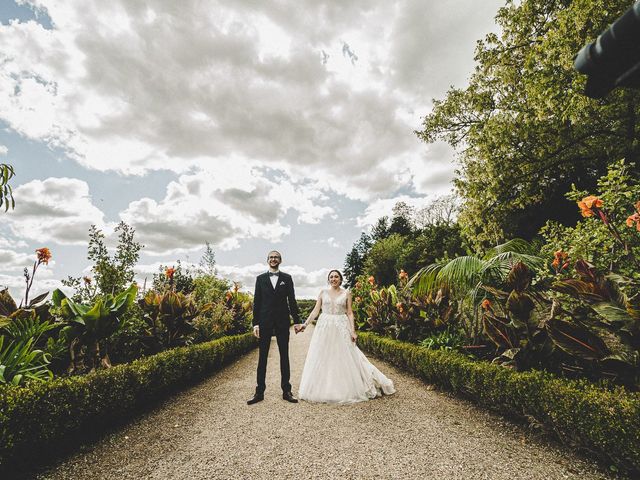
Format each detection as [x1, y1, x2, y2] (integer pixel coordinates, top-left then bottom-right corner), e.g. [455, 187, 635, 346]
[358, 332, 640, 475]
[0, 332, 257, 472]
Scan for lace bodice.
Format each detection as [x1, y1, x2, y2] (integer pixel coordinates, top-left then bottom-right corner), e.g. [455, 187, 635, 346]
[321, 289, 348, 315]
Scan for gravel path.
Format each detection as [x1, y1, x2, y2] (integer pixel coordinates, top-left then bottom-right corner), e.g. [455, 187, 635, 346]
[34, 327, 617, 480]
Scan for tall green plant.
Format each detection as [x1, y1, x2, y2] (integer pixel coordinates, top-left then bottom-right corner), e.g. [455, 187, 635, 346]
[0, 163, 15, 212]
[52, 283, 138, 372]
[410, 239, 544, 342]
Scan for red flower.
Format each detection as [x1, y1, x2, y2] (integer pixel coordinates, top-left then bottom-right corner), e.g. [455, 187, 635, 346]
[481, 299, 492, 310]
[35, 247, 52, 265]
[368, 276, 375, 286]
[398, 270, 409, 281]
[165, 267, 176, 280]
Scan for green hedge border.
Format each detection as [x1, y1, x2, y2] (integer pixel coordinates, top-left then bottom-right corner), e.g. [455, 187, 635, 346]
[0, 332, 257, 472]
[357, 332, 640, 474]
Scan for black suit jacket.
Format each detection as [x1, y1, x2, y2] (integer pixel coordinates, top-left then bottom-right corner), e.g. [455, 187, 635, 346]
[252, 271, 301, 336]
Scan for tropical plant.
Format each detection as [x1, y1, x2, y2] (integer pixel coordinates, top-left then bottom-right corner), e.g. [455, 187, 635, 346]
[420, 327, 466, 352]
[0, 163, 15, 212]
[0, 336, 52, 385]
[152, 261, 195, 294]
[138, 288, 204, 351]
[222, 283, 253, 335]
[21, 247, 51, 307]
[52, 283, 138, 372]
[410, 238, 545, 343]
[541, 160, 640, 278]
[547, 259, 640, 386]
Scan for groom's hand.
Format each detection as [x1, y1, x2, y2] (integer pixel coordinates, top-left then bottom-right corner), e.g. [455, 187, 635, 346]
[253, 325, 260, 338]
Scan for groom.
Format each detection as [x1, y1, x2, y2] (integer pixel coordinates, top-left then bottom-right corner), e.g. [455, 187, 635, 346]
[247, 250, 302, 405]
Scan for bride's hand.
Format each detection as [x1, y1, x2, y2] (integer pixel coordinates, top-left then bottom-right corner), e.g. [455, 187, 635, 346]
[351, 331, 357, 343]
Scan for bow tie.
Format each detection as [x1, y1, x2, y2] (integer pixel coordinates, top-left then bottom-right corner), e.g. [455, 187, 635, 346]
[269, 271, 279, 276]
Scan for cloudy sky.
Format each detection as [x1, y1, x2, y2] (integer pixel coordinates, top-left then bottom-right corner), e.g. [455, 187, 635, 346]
[0, 0, 503, 299]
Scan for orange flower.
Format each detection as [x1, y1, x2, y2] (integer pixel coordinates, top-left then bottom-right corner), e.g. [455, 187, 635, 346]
[355, 282, 362, 289]
[582, 196, 603, 209]
[552, 250, 569, 272]
[225, 291, 233, 301]
[165, 267, 175, 279]
[368, 276, 375, 286]
[481, 299, 492, 310]
[36, 247, 52, 265]
[355, 296, 362, 303]
[83, 276, 92, 285]
[578, 196, 603, 218]
[627, 213, 640, 231]
[233, 282, 240, 292]
[398, 270, 409, 281]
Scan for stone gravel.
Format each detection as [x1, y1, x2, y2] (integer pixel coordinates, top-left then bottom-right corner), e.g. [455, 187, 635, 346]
[32, 327, 619, 480]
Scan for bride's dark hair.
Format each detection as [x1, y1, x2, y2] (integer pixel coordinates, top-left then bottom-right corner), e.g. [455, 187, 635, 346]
[327, 269, 343, 285]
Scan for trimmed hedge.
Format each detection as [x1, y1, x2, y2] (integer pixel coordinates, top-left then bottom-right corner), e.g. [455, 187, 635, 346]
[358, 332, 640, 474]
[0, 333, 257, 471]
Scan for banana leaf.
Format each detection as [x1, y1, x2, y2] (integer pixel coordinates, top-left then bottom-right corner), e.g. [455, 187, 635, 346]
[546, 319, 609, 361]
[590, 302, 635, 329]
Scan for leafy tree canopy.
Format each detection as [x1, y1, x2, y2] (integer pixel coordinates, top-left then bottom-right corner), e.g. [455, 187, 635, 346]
[417, 0, 640, 248]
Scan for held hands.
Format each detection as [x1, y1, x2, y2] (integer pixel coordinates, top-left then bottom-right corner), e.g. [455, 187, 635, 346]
[294, 323, 307, 334]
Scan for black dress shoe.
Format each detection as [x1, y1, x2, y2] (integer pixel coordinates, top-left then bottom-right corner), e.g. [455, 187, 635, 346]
[283, 391, 298, 403]
[247, 394, 264, 405]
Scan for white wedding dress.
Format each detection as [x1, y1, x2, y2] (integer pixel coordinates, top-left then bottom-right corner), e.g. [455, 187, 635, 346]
[298, 288, 396, 404]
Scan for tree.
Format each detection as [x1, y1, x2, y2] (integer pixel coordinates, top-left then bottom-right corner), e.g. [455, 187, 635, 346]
[417, 0, 640, 249]
[415, 194, 460, 228]
[364, 234, 406, 286]
[389, 201, 414, 236]
[0, 164, 15, 212]
[63, 222, 143, 296]
[400, 223, 468, 275]
[371, 216, 390, 242]
[199, 241, 217, 276]
[344, 232, 372, 288]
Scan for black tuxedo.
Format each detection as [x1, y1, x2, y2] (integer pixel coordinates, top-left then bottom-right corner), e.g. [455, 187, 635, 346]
[252, 271, 301, 393]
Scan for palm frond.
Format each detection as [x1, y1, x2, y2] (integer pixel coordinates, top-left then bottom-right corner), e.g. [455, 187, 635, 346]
[485, 238, 536, 258]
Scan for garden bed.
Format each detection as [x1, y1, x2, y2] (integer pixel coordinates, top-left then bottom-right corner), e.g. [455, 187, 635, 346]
[0, 332, 257, 473]
[358, 332, 640, 475]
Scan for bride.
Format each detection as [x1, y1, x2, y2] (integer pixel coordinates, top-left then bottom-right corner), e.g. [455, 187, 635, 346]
[296, 269, 395, 404]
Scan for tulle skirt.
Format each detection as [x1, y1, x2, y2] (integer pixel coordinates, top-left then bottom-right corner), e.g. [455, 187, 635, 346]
[298, 313, 396, 404]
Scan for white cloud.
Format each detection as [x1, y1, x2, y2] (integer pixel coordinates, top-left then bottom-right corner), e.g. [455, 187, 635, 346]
[0, 145, 7, 155]
[6, 177, 107, 245]
[0, 0, 503, 201]
[119, 162, 334, 255]
[356, 194, 435, 229]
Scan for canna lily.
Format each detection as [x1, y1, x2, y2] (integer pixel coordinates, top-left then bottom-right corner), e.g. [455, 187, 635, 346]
[36, 247, 52, 265]
[355, 282, 362, 289]
[481, 299, 492, 310]
[577, 196, 603, 218]
[368, 276, 375, 286]
[165, 267, 176, 280]
[355, 296, 362, 303]
[626, 201, 640, 231]
[83, 276, 92, 285]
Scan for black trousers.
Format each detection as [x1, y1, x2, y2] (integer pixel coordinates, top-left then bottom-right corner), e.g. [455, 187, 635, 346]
[256, 329, 291, 394]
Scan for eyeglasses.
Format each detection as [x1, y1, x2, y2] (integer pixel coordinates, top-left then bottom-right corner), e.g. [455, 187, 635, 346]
[268, 256, 281, 259]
